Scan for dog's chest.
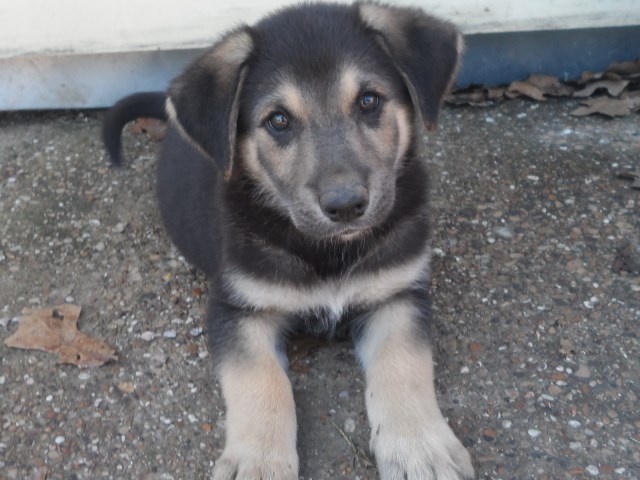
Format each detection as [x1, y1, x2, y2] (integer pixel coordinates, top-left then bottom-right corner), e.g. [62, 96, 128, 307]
[223, 249, 431, 322]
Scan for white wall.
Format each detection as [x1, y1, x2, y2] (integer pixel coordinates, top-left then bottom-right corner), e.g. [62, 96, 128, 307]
[2, 0, 639, 59]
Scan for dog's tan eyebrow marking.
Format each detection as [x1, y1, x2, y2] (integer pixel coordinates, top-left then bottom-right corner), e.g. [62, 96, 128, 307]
[258, 81, 309, 125]
[338, 65, 392, 115]
[338, 66, 362, 115]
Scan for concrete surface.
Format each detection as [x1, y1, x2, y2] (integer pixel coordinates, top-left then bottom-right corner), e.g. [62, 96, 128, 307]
[0, 98, 638, 480]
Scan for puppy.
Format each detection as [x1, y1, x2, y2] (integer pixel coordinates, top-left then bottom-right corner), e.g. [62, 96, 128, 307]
[103, 2, 474, 479]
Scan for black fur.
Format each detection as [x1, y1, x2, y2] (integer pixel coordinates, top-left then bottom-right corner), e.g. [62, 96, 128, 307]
[102, 91, 166, 165]
[103, 3, 470, 478]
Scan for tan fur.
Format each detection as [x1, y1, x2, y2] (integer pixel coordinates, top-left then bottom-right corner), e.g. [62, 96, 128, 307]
[338, 66, 362, 115]
[204, 30, 253, 85]
[224, 247, 431, 317]
[214, 318, 298, 480]
[359, 300, 475, 479]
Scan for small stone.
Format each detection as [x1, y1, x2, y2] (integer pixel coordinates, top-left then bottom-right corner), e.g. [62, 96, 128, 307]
[344, 418, 356, 433]
[94, 242, 105, 252]
[54, 436, 65, 445]
[482, 428, 497, 441]
[575, 365, 591, 378]
[494, 226, 514, 239]
[460, 366, 470, 374]
[585, 465, 599, 476]
[501, 420, 512, 429]
[189, 327, 203, 337]
[163, 330, 177, 339]
[568, 420, 581, 428]
[202, 423, 213, 432]
[140, 331, 156, 341]
[117, 382, 135, 394]
[528, 429, 541, 438]
[112, 222, 127, 233]
[338, 390, 349, 399]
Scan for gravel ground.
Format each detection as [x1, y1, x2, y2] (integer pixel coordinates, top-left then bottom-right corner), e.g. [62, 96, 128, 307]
[0, 99, 638, 480]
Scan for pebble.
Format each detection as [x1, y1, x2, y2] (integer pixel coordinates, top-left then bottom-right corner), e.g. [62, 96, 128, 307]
[339, 390, 349, 399]
[460, 366, 470, 374]
[568, 420, 582, 428]
[344, 418, 356, 433]
[528, 429, 541, 438]
[117, 382, 135, 394]
[163, 330, 177, 339]
[112, 222, 127, 233]
[189, 327, 203, 337]
[575, 365, 591, 378]
[494, 226, 514, 239]
[94, 242, 105, 252]
[54, 436, 65, 445]
[585, 465, 599, 476]
[501, 420, 512, 429]
[140, 331, 156, 341]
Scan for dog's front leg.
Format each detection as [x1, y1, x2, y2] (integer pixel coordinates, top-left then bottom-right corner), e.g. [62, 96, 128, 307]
[210, 312, 298, 480]
[355, 298, 475, 480]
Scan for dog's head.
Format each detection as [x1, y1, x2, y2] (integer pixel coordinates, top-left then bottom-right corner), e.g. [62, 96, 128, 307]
[167, 3, 462, 241]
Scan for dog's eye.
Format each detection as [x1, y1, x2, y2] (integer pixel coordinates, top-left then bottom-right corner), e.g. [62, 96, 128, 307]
[267, 112, 290, 131]
[358, 92, 380, 113]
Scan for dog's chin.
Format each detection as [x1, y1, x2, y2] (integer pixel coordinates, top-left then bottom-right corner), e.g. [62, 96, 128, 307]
[291, 218, 375, 243]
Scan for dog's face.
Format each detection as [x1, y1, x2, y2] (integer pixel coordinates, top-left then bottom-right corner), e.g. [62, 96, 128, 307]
[237, 45, 414, 240]
[167, 3, 462, 241]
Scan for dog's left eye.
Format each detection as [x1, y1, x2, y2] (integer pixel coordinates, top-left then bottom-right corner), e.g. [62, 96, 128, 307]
[358, 92, 380, 113]
[267, 112, 291, 131]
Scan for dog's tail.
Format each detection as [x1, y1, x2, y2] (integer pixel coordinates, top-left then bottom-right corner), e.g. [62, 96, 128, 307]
[102, 91, 168, 166]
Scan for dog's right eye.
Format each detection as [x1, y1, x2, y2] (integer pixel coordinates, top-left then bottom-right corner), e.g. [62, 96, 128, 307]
[267, 112, 290, 132]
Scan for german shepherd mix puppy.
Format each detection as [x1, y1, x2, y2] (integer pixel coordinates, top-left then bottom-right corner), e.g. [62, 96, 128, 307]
[103, 2, 474, 479]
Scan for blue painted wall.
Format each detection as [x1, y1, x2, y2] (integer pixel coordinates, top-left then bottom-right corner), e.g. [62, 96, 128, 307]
[458, 25, 640, 87]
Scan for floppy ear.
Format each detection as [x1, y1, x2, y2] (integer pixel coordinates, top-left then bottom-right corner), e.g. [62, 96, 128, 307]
[166, 27, 253, 179]
[358, 3, 463, 131]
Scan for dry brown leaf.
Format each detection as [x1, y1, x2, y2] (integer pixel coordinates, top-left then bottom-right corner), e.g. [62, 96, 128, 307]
[128, 118, 168, 142]
[5, 304, 117, 368]
[606, 59, 640, 77]
[527, 74, 574, 97]
[506, 80, 546, 101]
[446, 89, 493, 107]
[574, 80, 630, 98]
[570, 94, 640, 117]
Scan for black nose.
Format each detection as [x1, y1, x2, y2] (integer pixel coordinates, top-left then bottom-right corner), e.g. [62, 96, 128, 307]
[320, 186, 369, 223]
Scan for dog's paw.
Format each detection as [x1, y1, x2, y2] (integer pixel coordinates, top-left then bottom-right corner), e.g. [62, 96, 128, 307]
[211, 447, 299, 480]
[371, 418, 474, 480]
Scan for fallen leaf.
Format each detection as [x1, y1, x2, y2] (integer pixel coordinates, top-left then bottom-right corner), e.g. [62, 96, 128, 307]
[617, 169, 640, 190]
[606, 59, 640, 78]
[527, 74, 574, 97]
[506, 80, 546, 101]
[573, 80, 630, 98]
[570, 94, 640, 117]
[128, 118, 167, 142]
[5, 304, 117, 368]
[446, 89, 493, 107]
